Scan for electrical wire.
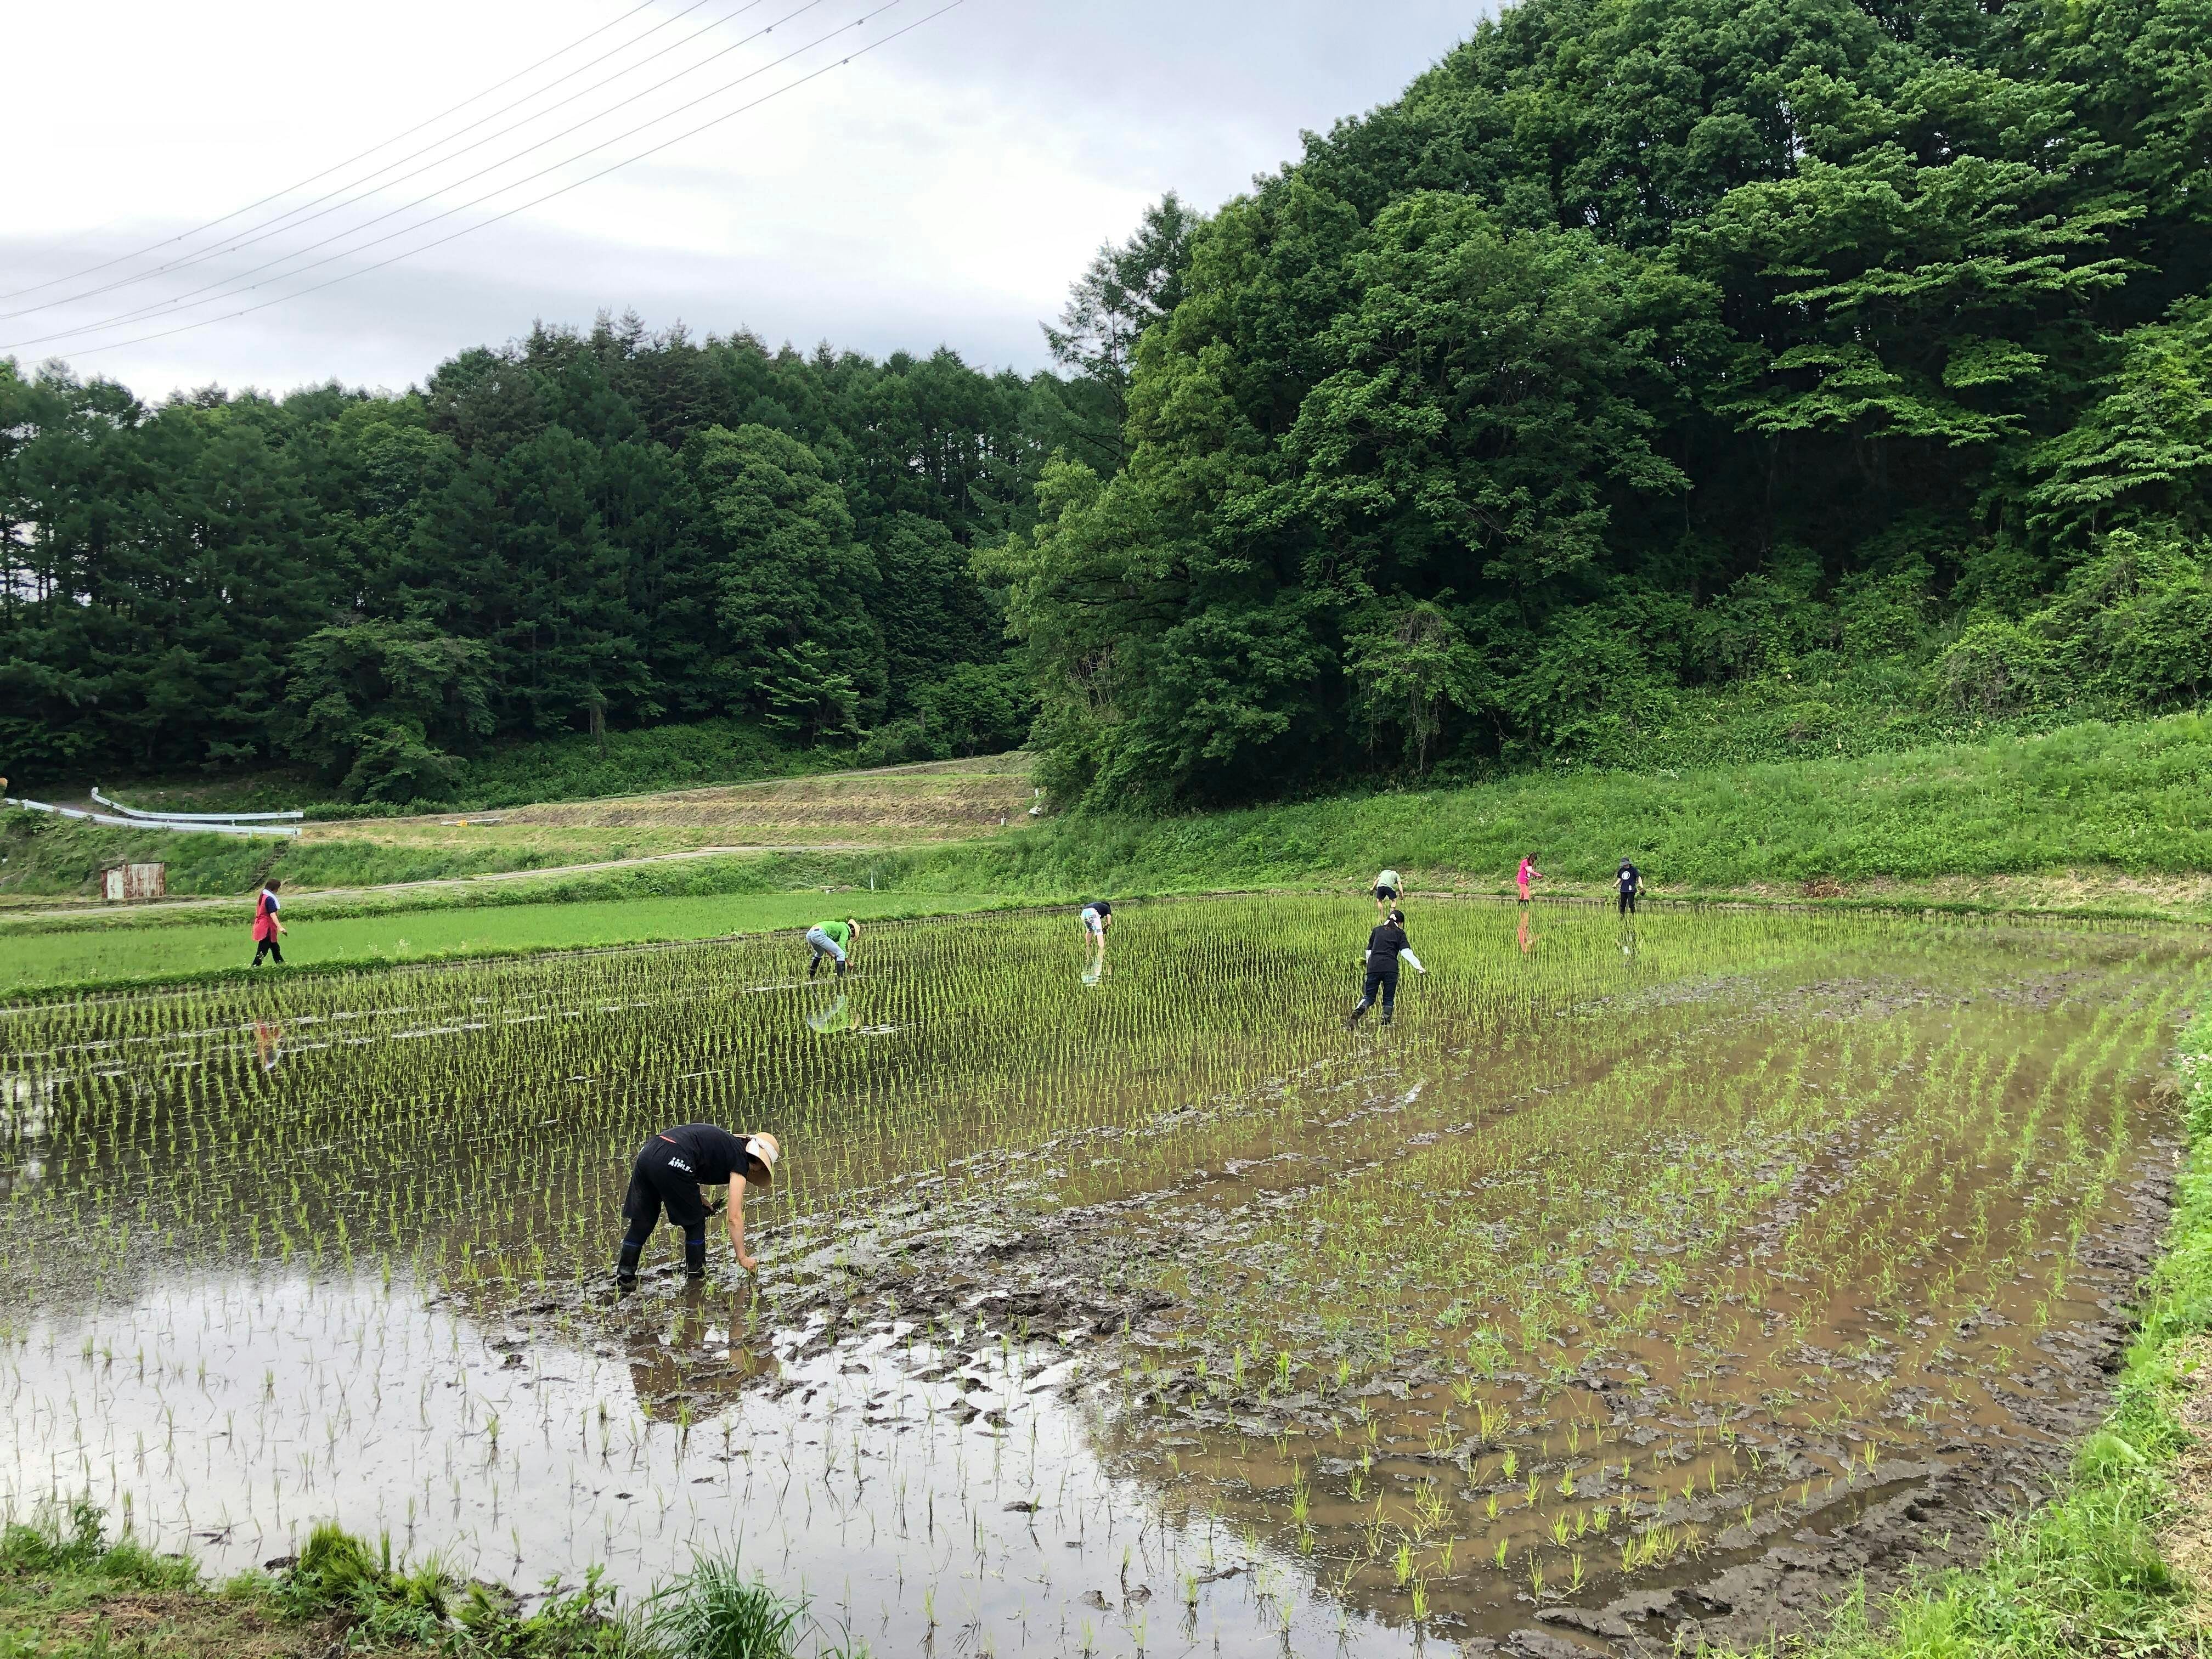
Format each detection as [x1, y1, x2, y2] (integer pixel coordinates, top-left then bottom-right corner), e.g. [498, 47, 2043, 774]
[0, 0, 678, 304]
[2, 0, 782, 322]
[41, 0, 969, 362]
[5, 0, 864, 351]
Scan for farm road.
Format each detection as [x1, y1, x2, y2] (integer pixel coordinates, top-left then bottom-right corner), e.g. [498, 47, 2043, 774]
[0, 840, 897, 923]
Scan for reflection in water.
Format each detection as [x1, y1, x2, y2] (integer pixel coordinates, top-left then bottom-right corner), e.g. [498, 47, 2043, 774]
[1516, 907, 1538, 953]
[253, 1020, 284, 1072]
[625, 1284, 777, 1421]
[805, 995, 854, 1036]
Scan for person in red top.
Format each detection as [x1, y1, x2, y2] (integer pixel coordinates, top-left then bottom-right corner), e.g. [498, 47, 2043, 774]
[251, 879, 286, 966]
[1516, 855, 1542, 904]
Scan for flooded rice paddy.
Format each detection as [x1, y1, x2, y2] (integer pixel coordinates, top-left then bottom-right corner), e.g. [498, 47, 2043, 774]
[1, 898, 2203, 1655]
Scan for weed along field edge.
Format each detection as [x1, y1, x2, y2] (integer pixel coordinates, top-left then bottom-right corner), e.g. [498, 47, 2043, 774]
[3, 896, 2205, 1655]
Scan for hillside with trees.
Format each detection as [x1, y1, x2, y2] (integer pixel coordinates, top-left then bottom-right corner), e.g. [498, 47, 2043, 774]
[0, 321, 1114, 799]
[986, 0, 2212, 805]
[5, 0, 2209, 813]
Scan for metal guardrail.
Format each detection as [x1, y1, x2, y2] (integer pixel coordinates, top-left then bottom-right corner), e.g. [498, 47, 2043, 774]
[5, 797, 302, 839]
[91, 787, 303, 823]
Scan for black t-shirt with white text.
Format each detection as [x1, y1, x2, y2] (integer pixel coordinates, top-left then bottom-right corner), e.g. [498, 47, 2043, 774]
[1618, 864, 1641, 894]
[652, 1124, 755, 1187]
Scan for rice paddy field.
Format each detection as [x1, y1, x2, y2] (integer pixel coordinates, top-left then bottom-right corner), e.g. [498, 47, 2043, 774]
[0, 896, 2201, 1655]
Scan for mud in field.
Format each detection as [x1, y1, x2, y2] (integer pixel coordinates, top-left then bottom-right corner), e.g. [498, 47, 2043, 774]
[3, 902, 2204, 1656]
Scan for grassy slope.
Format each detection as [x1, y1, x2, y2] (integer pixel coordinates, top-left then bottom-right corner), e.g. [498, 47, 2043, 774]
[1726, 1013, 2212, 1657]
[928, 713, 2212, 898]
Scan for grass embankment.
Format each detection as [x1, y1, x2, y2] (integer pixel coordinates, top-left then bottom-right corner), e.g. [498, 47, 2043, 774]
[0, 1504, 827, 1658]
[929, 713, 2212, 900]
[1730, 1009, 2212, 1657]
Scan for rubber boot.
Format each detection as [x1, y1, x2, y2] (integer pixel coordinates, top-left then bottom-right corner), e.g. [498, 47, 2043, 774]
[1346, 1000, 1369, 1029]
[683, 1227, 707, 1280]
[616, 1238, 642, 1292]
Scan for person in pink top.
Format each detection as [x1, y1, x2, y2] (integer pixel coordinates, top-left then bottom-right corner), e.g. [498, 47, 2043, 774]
[1516, 855, 1541, 903]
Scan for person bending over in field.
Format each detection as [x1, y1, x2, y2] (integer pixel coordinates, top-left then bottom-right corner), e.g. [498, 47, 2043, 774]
[251, 878, 286, 967]
[1347, 907, 1424, 1028]
[1080, 900, 1113, 957]
[806, 917, 859, 978]
[616, 1125, 780, 1290]
[1372, 868, 1403, 919]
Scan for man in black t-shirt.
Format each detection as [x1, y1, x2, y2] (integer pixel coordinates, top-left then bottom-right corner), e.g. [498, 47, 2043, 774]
[616, 1124, 780, 1290]
[1346, 910, 1421, 1028]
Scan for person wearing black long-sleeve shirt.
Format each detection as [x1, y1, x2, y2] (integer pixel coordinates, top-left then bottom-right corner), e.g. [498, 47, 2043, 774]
[1347, 912, 1422, 1027]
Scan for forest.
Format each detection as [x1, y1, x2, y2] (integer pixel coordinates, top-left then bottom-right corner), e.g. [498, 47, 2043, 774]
[4, 0, 2210, 807]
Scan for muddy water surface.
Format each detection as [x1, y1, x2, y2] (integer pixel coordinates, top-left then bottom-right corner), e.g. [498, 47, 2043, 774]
[1, 900, 2202, 1655]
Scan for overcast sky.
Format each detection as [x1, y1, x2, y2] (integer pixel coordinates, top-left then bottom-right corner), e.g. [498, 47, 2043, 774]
[5, 1, 1485, 402]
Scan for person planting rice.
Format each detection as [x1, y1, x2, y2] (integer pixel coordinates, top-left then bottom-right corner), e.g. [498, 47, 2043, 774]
[1347, 907, 1423, 1028]
[1516, 854, 1542, 903]
[1080, 900, 1113, 952]
[1617, 857, 1644, 915]
[250, 878, 286, 967]
[1372, 868, 1403, 918]
[616, 1125, 779, 1289]
[806, 917, 859, 978]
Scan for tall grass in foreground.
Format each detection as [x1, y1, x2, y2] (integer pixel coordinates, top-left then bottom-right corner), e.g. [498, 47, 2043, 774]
[1740, 1015, 2212, 1657]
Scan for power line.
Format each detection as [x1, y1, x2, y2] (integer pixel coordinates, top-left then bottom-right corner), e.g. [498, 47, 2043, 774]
[5, 0, 860, 352]
[43, 1, 970, 363]
[0, 0, 678, 304]
[2, 0, 778, 323]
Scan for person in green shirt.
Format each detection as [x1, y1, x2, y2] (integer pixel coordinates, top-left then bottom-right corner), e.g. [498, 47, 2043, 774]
[805, 917, 860, 978]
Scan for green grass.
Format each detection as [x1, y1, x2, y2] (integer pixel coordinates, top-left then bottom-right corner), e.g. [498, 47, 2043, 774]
[0, 889, 1005, 997]
[1729, 1009, 2212, 1657]
[910, 712, 2212, 896]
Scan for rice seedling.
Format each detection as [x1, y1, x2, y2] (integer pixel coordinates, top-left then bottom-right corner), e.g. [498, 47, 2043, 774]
[0, 898, 2196, 1653]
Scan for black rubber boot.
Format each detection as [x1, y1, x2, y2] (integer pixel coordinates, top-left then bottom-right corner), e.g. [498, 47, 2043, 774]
[683, 1227, 707, 1280]
[617, 1239, 642, 1291]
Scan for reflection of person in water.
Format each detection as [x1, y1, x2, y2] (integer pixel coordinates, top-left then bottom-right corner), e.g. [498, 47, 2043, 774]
[806, 995, 855, 1036]
[624, 1283, 779, 1421]
[1517, 908, 1538, 955]
[616, 1126, 779, 1291]
[252, 1019, 284, 1072]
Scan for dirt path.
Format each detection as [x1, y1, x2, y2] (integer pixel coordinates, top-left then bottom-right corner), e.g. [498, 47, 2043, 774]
[0, 840, 905, 922]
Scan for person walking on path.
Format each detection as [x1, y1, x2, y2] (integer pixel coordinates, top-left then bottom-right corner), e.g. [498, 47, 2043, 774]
[1617, 859, 1643, 915]
[806, 918, 859, 978]
[616, 1125, 780, 1289]
[251, 878, 286, 966]
[1372, 869, 1403, 919]
[1347, 908, 1424, 1028]
[1516, 855, 1542, 904]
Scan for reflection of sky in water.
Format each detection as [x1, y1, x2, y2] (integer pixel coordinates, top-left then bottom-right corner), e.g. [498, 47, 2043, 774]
[1, 1271, 1419, 1658]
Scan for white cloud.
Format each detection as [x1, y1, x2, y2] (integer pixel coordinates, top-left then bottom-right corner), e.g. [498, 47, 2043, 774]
[4, 0, 1484, 399]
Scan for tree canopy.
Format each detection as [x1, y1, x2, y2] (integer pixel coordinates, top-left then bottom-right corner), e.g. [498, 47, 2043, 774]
[6, 0, 2209, 808]
[0, 320, 1068, 795]
[987, 0, 2212, 805]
